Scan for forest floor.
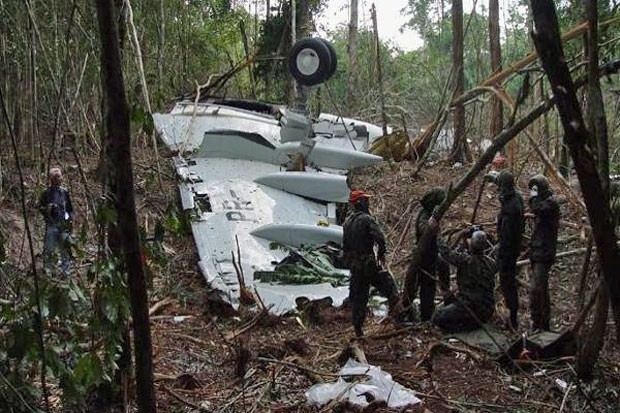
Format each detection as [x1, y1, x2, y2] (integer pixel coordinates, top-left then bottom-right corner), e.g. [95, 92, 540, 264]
[3, 145, 620, 412]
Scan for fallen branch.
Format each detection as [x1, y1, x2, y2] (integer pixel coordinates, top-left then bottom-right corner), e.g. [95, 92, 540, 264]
[149, 297, 174, 316]
[516, 246, 591, 267]
[153, 373, 176, 381]
[254, 356, 338, 383]
[162, 386, 210, 413]
[168, 332, 207, 346]
[224, 308, 270, 341]
[414, 341, 483, 369]
[517, 240, 620, 267]
[366, 324, 417, 340]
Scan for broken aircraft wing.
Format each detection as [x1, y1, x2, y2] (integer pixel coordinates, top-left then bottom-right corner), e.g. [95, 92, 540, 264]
[154, 100, 386, 314]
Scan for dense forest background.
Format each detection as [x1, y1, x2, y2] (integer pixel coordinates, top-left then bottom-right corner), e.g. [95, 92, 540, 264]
[1, 0, 620, 411]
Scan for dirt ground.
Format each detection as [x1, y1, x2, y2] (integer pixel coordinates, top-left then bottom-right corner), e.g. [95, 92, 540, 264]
[3, 148, 620, 412]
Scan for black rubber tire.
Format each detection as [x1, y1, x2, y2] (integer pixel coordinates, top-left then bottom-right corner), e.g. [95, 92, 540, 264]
[318, 38, 338, 80]
[289, 37, 333, 86]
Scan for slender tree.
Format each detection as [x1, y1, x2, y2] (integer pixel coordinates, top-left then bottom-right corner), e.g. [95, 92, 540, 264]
[449, 0, 470, 163]
[95, 0, 156, 410]
[576, 0, 611, 379]
[488, 0, 503, 139]
[530, 0, 620, 353]
[346, 0, 359, 114]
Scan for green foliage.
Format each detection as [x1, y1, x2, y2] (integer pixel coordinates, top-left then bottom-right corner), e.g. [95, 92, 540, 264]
[131, 104, 155, 137]
[0, 254, 131, 410]
[254, 13, 290, 102]
[257, 242, 348, 287]
[96, 199, 118, 228]
[164, 202, 192, 236]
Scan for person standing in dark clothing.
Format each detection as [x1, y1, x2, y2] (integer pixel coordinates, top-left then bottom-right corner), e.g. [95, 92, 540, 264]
[431, 227, 497, 333]
[404, 187, 450, 321]
[492, 169, 525, 330]
[342, 189, 399, 338]
[527, 174, 560, 331]
[38, 167, 74, 275]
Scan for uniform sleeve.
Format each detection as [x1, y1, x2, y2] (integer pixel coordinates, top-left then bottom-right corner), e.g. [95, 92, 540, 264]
[415, 210, 428, 242]
[367, 216, 387, 257]
[498, 199, 523, 256]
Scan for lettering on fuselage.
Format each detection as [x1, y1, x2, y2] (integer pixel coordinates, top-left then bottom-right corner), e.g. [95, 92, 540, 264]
[223, 189, 255, 222]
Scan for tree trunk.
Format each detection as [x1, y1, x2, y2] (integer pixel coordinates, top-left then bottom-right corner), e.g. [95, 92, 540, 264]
[95, 0, 157, 411]
[488, 0, 503, 140]
[346, 0, 359, 114]
[157, 0, 164, 98]
[585, 0, 609, 194]
[449, 0, 469, 163]
[371, 4, 388, 136]
[577, 280, 608, 379]
[576, 0, 611, 380]
[530, 0, 620, 345]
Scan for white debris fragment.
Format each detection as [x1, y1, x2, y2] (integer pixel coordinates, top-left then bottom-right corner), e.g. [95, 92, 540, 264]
[306, 358, 421, 408]
[509, 385, 522, 393]
[555, 378, 568, 391]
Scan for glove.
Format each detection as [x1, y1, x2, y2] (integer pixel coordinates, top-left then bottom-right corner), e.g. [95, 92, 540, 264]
[484, 170, 499, 183]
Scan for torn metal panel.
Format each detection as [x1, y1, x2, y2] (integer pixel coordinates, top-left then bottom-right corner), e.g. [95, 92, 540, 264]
[154, 101, 281, 153]
[175, 157, 347, 313]
[154, 100, 388, 314]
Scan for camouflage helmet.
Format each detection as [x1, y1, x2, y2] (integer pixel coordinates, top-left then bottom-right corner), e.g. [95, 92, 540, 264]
[470, 230, 488, 254]
[528, 174, 550, 193]
[496, 169, 515, 189]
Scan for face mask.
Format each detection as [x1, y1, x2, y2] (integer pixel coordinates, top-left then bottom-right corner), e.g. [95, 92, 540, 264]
[530, 185, 538, 197]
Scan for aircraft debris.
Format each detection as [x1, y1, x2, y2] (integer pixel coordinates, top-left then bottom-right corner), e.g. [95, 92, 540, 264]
[305, 358, 421, 408]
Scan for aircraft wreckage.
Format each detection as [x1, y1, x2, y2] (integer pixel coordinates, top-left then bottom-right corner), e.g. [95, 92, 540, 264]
[153, 38, 391, 314]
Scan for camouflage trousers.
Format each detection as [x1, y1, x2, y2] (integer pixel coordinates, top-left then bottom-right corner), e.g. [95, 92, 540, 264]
[348, 257, 398, 337]
[529, 261, 552, 331]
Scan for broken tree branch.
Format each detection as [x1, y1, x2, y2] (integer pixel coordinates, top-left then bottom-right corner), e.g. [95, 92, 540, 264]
[254, 356, 337, 383]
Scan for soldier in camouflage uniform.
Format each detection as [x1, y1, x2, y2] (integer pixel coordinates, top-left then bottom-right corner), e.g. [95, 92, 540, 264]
[405, 187, 450, 321]
[493, 170, 525, 330]
[432, 228, 497, 333]
[342, 189, 399, 338]
[527, 174, 560, 331]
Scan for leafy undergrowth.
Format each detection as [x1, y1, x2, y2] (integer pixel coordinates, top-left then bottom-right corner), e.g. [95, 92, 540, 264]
[2, 148, 620, 412]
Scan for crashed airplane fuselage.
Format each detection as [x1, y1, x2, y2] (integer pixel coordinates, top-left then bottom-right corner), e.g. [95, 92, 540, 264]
[154, 99, 387, 314]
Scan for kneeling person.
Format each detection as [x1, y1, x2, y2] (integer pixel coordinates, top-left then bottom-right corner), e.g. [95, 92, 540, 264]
[432, 229, 497, 333]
